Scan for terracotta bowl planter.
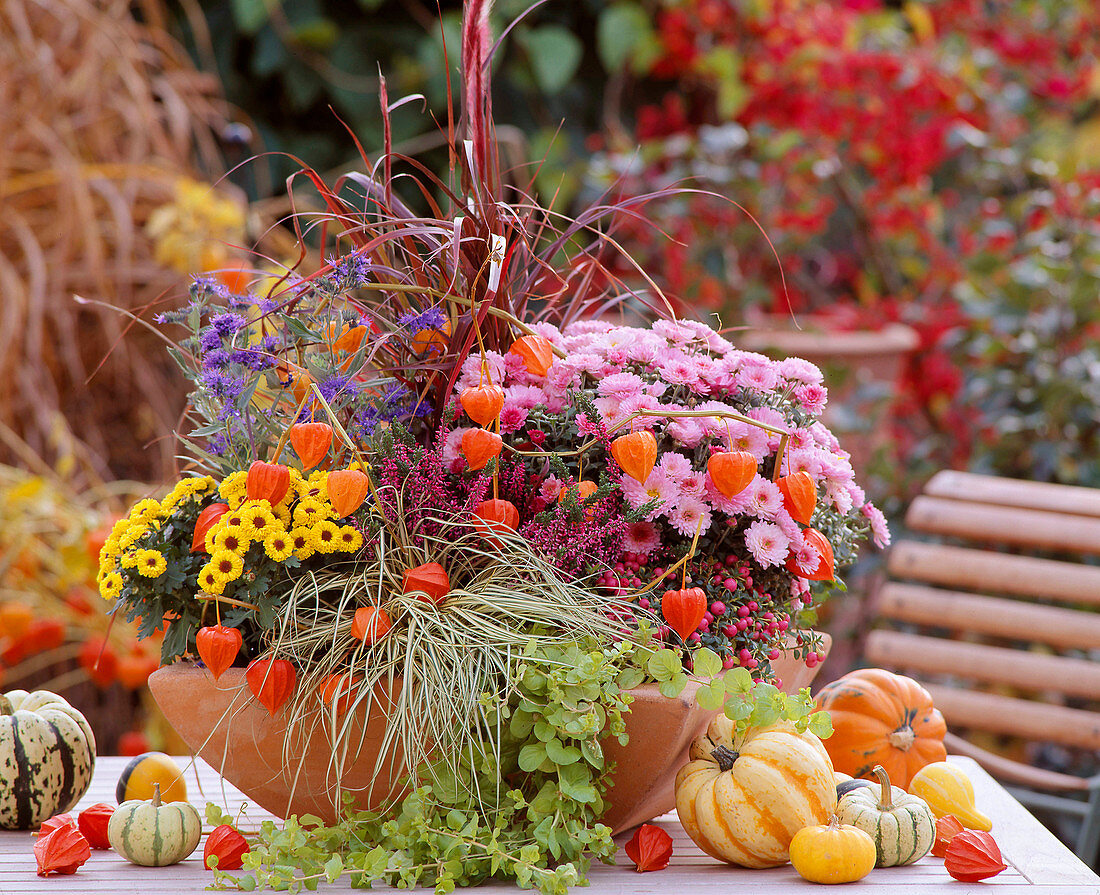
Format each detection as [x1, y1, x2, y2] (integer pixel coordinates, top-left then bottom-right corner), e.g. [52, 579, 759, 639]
[148, 633, 829, 834]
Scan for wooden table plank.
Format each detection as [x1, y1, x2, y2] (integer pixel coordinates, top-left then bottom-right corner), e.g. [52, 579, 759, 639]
[1, 756, 1097, 893]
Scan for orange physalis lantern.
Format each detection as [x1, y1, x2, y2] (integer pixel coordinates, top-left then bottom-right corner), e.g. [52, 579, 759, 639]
[787, 528, 835, 581]
[559, 480, 597, 503]
[472, 498, 520, 545]
[509, 334, 554, 376]
[461, 428, 503, 471]
[351, 606, 392, 644]
[196, 625, 242, 681]
[460, 383, 505, 427]
[777, 471, 817, 525]
[245, 658, 296, 717]
[707, 451, 757, 498]
[317, 673, 361, 716]
[611, 431, 658, 483]
[402, 562, 450, 604]
[191, 503, 230, 553]
[34, 824, 90, 877]
[326, 468, 370, 517]
[661, 587, 707, 641]
[289, 422, 333, 471]
[246, 461, 290, 506]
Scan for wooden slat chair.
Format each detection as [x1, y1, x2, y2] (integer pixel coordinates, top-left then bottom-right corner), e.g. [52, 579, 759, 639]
[864, 471, 1100, 866]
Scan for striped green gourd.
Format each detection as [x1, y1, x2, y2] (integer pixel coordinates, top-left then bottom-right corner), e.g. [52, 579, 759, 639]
[836, 764, 936, 866]
[108, 782, 202, 866]
[0, 689, 96, 830]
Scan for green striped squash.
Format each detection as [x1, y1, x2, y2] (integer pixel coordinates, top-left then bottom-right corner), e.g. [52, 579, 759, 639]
[108, 783, 202, 866]
[0, 689, 96, 830]
[836, 764, 936, 866]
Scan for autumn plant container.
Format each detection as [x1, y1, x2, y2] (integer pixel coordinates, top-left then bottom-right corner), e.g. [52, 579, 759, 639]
[96, 2, 884, 891]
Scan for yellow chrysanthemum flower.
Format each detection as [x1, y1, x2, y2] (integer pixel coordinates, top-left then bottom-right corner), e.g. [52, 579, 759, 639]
[335, 525, 363, 553]
[120, 550, 141, 569]
[293, 498, 332, 527]
[135, 549, 168, 578]
[219, 471, 248, 502]
[289, 527, 315, 561]
[272, 501, 294, 527]
[118, 525, 147, 551]
[211, 525, 250, 555]
[239, 500, 280, 541]
[209, 550, 245, 585]
[295, 476, 327, 502]
[197, 566, 226, 595]
[99, 570, 124, 600]
[262, 531, 294, 563]
[310, 520, 342, 554]
[130, 498, 162, 519]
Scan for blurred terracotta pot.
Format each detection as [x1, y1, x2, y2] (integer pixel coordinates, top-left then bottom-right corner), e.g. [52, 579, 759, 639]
[148, 633, 829, 833]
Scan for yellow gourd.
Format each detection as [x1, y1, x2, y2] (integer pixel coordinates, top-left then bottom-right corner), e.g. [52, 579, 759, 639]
[908, 761, 992, 831]
[789, 816, 877, 884]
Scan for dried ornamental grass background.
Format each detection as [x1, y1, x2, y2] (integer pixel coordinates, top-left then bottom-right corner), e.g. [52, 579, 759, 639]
[0, 0, 250, 485]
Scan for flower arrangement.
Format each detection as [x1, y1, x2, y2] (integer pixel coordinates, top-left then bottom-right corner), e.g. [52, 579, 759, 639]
[97, 1, 884, 890]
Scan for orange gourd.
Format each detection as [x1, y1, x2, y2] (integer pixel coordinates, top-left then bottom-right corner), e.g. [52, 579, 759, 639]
[611, 431, 658, 483]
[351, 606, 392, 644]
[707, 451, 757, 498]
[777, 471, 817, 524]
[191, 503, 230, 553]
[460, 384, 505, 426]
[813, 668, 947, 788]
[461, 428, 503, 470]
[662, 587, 707, 641]
[195, 625, 242, 681]
[402, 562, 450, 604]
[326, 469, 370, 517]
[289, 422, 333, 470]
[244, 658, 296, 717]
[246, 461, 290, 506]
[509, 334, 554, 376]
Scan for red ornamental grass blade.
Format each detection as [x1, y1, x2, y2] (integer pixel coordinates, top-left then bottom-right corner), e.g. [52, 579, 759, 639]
[289, 422, 334, 470]
[624, 823, 673, 872]
[661, 587, 707, 642]
[34, 825, 90, 876]
[204, 824, 250, 871]
[196, 625, 243, 681]
[245, 658, 296, 717]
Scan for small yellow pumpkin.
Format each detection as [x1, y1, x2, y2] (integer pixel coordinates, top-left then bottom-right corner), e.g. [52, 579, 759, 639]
[908, 761, 992, 831]
[675, 714, 837, 868]
[107, 783, 201, 867]
[789, 815, 877, 884]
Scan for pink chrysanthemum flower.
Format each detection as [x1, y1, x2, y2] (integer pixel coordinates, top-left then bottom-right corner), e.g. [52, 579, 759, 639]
[539, 475, 565, 504]
[746, 476, 784, 519]
[779, 356, 824, 385]
[442, 427, 472, 474]
[704, 477, 754, 517]
[620, 469, 677, 520]
[787, 542, 822, 577]
[724, 421, 770, 459]
[505, 384, 547, 409]
[783, 448, 823, 478]
[658, 354, 703, 389]
[667, 415, 705, 448]
[652, 318, 697, 345]
[597, 371, 645, 401]
[499, 403, 529, 433]
[619, 393, 664, 429]
[744, 520, 790, 568]
[825, 481, 855, 515]
[795, 382, 829, 415]
[679, 470, 708, 499]
[594, 396, 630, 429]
[862, 502, 891, 548]
[622, 520, 661, 556]
[668, 495, 712, 536]
[736, 358, 781, 392]
[657, 452, 693, 482]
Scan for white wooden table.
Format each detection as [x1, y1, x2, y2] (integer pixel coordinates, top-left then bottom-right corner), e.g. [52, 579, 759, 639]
[1, 756, 1097, 893]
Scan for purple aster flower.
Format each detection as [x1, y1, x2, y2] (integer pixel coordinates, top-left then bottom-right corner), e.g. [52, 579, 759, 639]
[230, 348, 272, 371]
[203, 349, 232, 369]
[199, 328, 223, 352]
[397, 307, 447, 334]
[210, 313, 247, 336]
